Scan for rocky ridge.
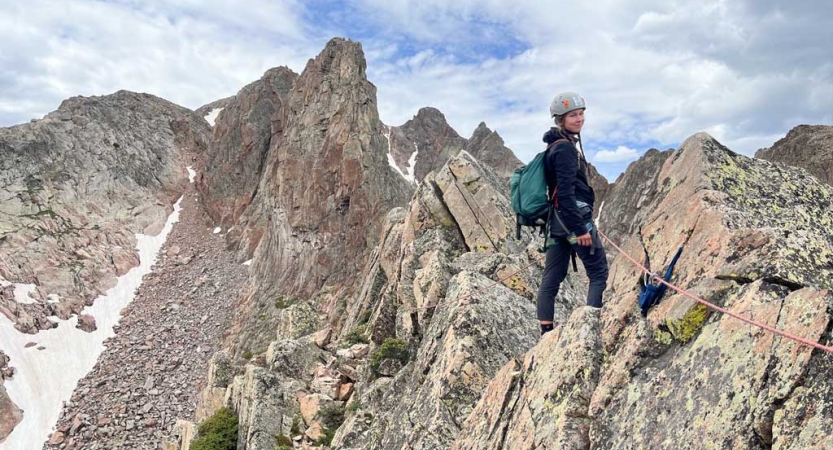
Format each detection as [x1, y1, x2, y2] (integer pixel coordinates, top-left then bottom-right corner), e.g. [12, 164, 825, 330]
[464, 122, 525, 179]
[456, 133, 833, 449]
[755, 124, 833, 186]
[386, 107, 469, 183]
[171, 149, 590, 450]
[194, 38, 600, 362]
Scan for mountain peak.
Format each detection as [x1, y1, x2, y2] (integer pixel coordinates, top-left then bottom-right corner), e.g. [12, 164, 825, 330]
[415, 107, 446, 120]
[304, 37, 367, 80]
[470, 122, 496, 140]
[464, 122, 521, 178]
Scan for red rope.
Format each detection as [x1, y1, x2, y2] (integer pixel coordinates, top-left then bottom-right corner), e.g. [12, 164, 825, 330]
[596, 228, 833, 354]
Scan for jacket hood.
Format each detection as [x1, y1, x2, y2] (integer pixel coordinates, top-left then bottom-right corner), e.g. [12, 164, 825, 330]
[543, 127, 578, 145]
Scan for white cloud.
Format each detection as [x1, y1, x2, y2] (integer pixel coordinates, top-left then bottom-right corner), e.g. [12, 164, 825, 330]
[358, 0, 832, 166]
[592, 146, 641, 164]
[0, 0, 317, 124]
[1, 0, 830, 179]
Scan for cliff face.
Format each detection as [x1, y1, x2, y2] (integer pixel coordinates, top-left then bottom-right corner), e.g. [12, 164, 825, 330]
[0, 91, 209, 334]
[756, 125, 833, 185]
[196, 68, 298, 227]
[189, 38, 533, 366]
[197, 39, 415, 354]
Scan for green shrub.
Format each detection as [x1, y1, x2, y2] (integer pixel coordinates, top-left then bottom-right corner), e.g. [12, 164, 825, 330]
[316, 427, 336, 446]
[192, 434, 235, 450]
[369, 338, 409, 375]
[290, 415, 302, 435]
[190, 407, 238, 450]
[346, 398, 361, 413]
[358, 309, 372, 325]
[274, 296, 295, 309]
[241, 350, 253, 360]
[274, 433, 293, 449]
[344, 325, 369, 346]
[318, 403, 345, 430]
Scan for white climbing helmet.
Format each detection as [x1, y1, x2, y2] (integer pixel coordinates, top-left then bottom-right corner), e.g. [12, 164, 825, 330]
[549, 92, 586, 118]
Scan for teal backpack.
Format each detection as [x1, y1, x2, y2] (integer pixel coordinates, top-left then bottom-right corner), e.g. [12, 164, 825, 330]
[510, 139, 567, 245]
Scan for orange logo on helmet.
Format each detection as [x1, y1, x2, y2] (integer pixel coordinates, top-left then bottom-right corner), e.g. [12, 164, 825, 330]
[562, 99, 570, 109]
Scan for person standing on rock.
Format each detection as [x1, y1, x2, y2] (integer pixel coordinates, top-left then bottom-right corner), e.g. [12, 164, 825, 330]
[537, 92, 609, 335]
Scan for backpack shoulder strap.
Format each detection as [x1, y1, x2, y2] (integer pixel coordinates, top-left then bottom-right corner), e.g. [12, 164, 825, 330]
[544, 138, 574, 200]
[546, 138, 571, 152]
[547, 138, 581, 165]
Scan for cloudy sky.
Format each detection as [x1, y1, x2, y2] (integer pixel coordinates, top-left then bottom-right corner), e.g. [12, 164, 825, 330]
[1, 0, 831, 180]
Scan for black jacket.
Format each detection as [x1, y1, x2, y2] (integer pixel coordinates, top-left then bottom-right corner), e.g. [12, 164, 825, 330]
[542, 128, 595, 237]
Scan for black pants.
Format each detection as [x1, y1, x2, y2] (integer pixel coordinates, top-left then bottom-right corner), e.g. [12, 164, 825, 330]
[537, 235, 609, 320]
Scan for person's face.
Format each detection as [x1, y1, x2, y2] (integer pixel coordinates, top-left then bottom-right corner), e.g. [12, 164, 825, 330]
[562, 108, 585, 133]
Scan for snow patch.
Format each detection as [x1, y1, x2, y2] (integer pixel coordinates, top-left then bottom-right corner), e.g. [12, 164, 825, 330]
[405, 143, 418, 183]
[213, 227, 222, 234]
[0, 197, 183, 450]
[595, 201, 605, 223]
[387, 153, 408, 181]
[187, 166, 196, 183]
[383, 126, 417, 184]
[242, 259, 253, 266]
[204, 107, 223, 127]
[0, 275, 37, 304]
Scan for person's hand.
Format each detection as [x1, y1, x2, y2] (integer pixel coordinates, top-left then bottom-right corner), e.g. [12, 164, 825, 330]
[576, 232, 593, 247]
